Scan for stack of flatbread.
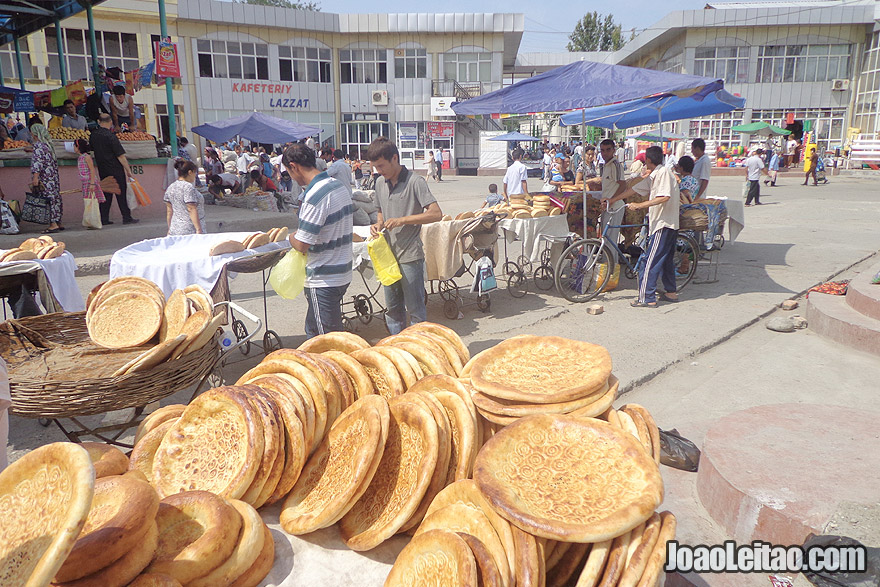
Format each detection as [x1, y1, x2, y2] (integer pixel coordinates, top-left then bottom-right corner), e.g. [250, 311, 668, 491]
[1, 235, 66, 262]
[82, 278, 220, 375]
[461, 335, 619, 429]
[209, 227, 289, 256]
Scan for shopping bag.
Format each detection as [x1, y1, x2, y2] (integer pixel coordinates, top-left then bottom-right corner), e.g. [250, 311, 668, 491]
[20, 188, 51, 225]
[128, 177, 152, 206]
[0, 201, 20, 234]
[367, 232, 402, 286]
[82, 197, 102, 230]
[470, 257, 497, 294]
[126, 187, 139, 211]
[269, 249, 306, 300]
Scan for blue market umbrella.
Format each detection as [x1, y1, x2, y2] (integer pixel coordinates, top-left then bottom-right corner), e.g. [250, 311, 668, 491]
[192, 112, 320, 144]
[627, 129, 689, 141]
[488, 131, 541, 142]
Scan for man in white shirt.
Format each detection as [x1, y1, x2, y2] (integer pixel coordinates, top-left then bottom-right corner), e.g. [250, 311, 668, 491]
[609, 145, 679, 307]
[599, 139, 626, 202]
[236, 145, 256, 175]
[615, 141, 626, 167]
[785, 137, 798, 167]
[745, 148, 768, 206]
[502, 148, 530, 202]
[306, 136, 317, 152]
[542, 148, 552, 182]
[690, 138, 711, 200]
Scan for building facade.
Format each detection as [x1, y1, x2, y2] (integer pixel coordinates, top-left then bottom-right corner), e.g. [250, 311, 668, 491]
[0, 0, 521, 173]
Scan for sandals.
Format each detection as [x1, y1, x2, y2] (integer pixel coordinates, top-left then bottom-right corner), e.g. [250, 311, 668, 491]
[42, 227, 62, 234]
[630, 301, 657, 308]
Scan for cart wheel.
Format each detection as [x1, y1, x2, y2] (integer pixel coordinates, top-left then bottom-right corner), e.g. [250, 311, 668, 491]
[534, 265, 554, 290]
[262, 330, 282, 354]
[540, 249, 553, 266]
[342, 316, 355, 332]
[477, 294, 491, 312]
[517, 255, 533, 274]
[232, 319, 250, 355]
[504, 261, 527, 298]
[624, 266, 638, 280]
[438, 280, 457, 301]
[353, 294, 373, 325]
[443, 298, 460, 320]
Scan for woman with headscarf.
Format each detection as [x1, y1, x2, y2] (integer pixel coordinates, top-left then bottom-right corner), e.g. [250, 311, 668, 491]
[29, 124, 63, 233]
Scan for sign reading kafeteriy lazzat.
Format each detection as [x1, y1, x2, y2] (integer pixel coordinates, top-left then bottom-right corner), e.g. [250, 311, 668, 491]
[232, 83, 310, 108]
[196, 79, 332, 112]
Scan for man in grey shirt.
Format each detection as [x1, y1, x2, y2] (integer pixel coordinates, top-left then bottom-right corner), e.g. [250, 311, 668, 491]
[368, 137, 443, 334]
[327, 149, 353, 194]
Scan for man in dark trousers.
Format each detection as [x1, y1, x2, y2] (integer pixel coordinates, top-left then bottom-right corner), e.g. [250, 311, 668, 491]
[89, 113, 138, 225]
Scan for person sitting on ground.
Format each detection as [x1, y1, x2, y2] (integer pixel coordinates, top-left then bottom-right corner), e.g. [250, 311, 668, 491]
[208, 172, 242, 198]
[245, 168, 278, 193]
[675, 156, 699, 205]
[164, 160, 206, 236]
[480, 184, 504, 209]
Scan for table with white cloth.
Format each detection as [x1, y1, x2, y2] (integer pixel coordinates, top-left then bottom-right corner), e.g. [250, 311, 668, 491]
[705, 196, 745, 243]
[498, 215, 571, 266]
[110, 233, 291, 298]
[0, 251, 85, 314]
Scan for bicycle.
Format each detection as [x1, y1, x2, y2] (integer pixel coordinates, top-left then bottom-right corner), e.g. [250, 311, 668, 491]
[553, 204, 699, 303]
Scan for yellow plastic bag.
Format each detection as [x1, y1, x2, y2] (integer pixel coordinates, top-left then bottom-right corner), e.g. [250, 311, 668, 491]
[592, 262, 621, 292]
[367, 232, 402, 286]
[269, 249, 306, 299]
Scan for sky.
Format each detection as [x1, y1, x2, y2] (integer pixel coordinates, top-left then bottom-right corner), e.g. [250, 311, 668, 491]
[318, 0, 711, 53]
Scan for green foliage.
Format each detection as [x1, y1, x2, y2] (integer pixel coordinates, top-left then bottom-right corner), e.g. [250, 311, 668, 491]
[234, 0, 321, 11]
[567, 12, 624, 52]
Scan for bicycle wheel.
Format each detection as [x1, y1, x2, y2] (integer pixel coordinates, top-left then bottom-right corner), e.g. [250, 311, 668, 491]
[674, 233, 699, 291]
[554, 238, 613, 303]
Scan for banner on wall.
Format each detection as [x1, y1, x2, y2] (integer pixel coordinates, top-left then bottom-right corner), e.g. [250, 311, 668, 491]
[0, 93, 13, 114]
[155, 40, 181, 78]
[427, 121, 454, 137]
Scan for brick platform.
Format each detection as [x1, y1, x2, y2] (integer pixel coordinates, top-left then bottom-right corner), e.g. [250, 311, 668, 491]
[696, 404, 880, 546]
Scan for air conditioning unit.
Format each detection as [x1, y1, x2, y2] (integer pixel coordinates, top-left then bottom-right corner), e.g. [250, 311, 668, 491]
[831, 79, 850, 91]
[371, 90, 388, 105]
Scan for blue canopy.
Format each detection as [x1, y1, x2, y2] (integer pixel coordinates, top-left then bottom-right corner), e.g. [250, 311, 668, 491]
[192, 112, 320, 145]
[560, 89, 745, 129]
[488, 131, 541, 142]
[626, 129, 689, 141]
[451, 61, 724, 116]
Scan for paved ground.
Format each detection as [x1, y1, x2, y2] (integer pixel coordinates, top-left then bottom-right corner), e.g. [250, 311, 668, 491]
[4, 171, 880, 585]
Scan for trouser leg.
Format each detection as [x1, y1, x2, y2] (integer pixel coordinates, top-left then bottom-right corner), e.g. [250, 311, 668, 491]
[383, 280, 407, 335]
[639, 230, 664, 304]
[660, 230, 678, 294]
[304, 284, 349, 338]
[746, 180, 760, 205]
[399, 260, 427, 326]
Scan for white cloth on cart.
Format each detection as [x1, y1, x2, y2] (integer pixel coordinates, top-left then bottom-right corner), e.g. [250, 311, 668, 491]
[420, 219, 475, 281]
[498, 215, 570, 265]
[352, 226, 372, 276]
[705, 196, 744, 243]
[0, 251, 85, 311]
[110, 233, 290, 298]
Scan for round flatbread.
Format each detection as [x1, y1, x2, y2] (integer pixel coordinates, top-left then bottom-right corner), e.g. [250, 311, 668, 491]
[298, 331, 370, 354]
[113, 334, 187, 377]
[470, 336, 611, 404]
[129, 419, 177, 484]
[54, 476, 159, 583]
[511, 526, 542, 587]
[245, 374, 316, 458]
[247, 233, 270, 249]
[320, 351, 376, 400]
[152, 387, 264, 499]
[280, 395, 390, 535]
[432, 390, 479, 484]
[385, 529, 478, 587]
[310, 353, 355, 410]
[228, 523, 274, 587]
[146, 491, 242, 584]
[386, 340, 452, 377]
[238, 389, 283, 508]
[261, 388, 307, 506]
[408, 375, 477, 424]
[80, 442, 129, 478]
[55, 521, 158, 587]
[169, 311, 211, 361]
[160, 290, 188, 342]
[264, 349, 342, 440]
[129, 573, 182, 587]
[458, 533, 504, 587]
[473, 414, 663, 542]
[134, 405, 186, 446]
[88, 292, 163, 349]
[209, 240, 246, 256]
[87, 278, 164, 325]
[0, 443, 94, 587]
[403, 322, 469, 365]
[377, 334, 454, 375]
[370, 346, 420, 390]
[20, 238, 42, 251]
[188, 499, 265, 587]
[350, 349, 405, 400]
[272, 226, 289, 242]
[339, 400, 439, 551]
[471, 377, 613, 417]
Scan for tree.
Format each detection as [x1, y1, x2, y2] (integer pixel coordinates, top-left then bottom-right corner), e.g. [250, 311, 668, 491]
[567, 12, 624, 52]
[235, 0, 321, 11]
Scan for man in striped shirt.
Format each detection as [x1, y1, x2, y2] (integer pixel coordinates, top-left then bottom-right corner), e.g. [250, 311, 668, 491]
[283, 144, 354, 338]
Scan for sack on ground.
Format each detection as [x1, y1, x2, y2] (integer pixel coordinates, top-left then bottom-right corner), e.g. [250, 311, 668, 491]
[0, 201, 20, 234]
[269, 249, 306, 299]
[82, 197, 102, 230]
[367, 232, 402, 286]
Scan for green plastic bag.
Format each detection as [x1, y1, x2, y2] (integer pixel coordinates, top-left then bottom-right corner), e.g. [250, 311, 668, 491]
[269, 249, 307, 299]
[367, 232, 402, 286]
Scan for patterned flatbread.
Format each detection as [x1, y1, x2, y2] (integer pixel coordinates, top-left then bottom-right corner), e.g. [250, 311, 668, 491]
[385, 530, 478, 587]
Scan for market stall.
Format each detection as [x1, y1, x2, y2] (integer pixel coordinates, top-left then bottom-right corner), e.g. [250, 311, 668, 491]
[0, 236, 84, 314]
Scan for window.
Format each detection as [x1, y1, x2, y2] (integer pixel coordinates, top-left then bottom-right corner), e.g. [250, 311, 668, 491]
[46, 28, 138, 81]
[0, 43, 33, 80]
[394, 48, 427, 79]
[443, 52, 491, 83]
[853, 32, 880, 134]
[341, 113, 389, 159]
[692, 46, 749, 84]
[688, 111, 745, 149]
[197, 39, 269, 80]
[757, 44, 851, 83]
[340, 49, 387, 84]
[750, 108, 847, 152]
[279, 46, 331, 83]
[156, 103, 184, 147]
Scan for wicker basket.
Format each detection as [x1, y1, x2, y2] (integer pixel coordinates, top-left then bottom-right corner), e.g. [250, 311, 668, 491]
[4, 312, 220, 419]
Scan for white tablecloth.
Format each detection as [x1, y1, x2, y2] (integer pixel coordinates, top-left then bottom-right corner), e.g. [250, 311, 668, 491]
[0, 251, 85, 312]
[498, 215, 571, 264]
[705, 196, 745, 243]
[110, 233, 290, 297]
